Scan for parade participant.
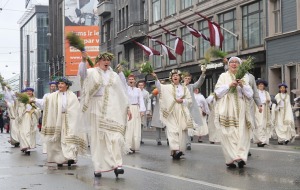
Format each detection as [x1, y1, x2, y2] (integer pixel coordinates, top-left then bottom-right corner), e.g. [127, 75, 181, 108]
[214, 57, 253, 168]
[206, 93, 220, 144]
[273, 83, 296, 145]
[0, 107, 4, 133]
[18, 87, 41, 155]
[40, 77, 86, 167]
[182, 67, 206, 150]
[152, 70, 194, 160]
[137, 80, 151, 144]
[118, 73, 145, 153]
[193, 88, 209, 143]
[79, 52, 131, 178]
[253, 79, 272, 147]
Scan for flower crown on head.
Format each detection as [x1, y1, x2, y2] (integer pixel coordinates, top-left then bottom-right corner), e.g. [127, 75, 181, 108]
[169, 69, 182, 79]
[95, 52, 114, 63]
[56, 77, 72, 86]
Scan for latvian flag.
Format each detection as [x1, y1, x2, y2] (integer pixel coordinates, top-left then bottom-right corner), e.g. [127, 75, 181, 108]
[132, 40, 160, 56]
[178, 20, 210, 42]
[147, 36, 176, 60]
[159, 25, 184, 56]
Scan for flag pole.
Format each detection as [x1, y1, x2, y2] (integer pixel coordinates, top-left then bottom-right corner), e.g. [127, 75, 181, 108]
[189, 9, 238, 39]
[138, 30, 176, 51]
[153, 22, 196, 50]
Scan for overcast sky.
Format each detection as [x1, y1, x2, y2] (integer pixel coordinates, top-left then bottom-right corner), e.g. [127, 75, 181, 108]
[0, 0, 25, 80]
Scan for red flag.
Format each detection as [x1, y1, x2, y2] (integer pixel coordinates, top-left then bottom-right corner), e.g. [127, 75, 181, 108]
[194, 12, 224, 49]
[159, 25, 184, 56]
[146, 35, 177, 60]
[178, 20, 210, 41]
[132, 40, 160, 56]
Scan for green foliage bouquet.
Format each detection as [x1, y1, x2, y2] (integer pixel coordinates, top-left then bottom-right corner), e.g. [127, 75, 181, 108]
[139, 62, 154, 75]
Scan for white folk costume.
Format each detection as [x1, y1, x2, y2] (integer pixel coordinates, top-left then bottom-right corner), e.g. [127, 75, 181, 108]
[155, 79, 194, 158]
[41, 90, 87, 165]
[214, 71, 253, 166]
[194, 92, 209, 137]
[119, 73, 146, 152]
[273, 92, 296, 144]
[253, 89, 272, 145]
[79, 62, 129, 174]
[151, 94, 165, 144]
[206, 94, 220, 143]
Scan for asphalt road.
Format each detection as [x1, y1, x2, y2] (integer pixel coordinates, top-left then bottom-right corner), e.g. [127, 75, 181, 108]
[0, 131, 300, 190]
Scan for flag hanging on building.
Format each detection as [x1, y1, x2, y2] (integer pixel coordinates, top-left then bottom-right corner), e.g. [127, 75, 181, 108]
[132, 40, 161, 56]
[159, 25, 184, 56]
[178, 20, 210, 41]
[194, 12, 224, 49]
[146, 35, 177, 60]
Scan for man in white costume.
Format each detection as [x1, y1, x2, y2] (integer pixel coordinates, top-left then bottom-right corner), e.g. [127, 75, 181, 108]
[182, 67, 206, 149]
[118, 73, 145, 153]
[253, 79, 272, 147]
[152, 70, 194, 160]
[194, 88, 210, 143]
[39, 77, 86, 167]
[137, 80, 151, 144]
[206, 93, 220, 144]
[79, 52, 131, 178]
[214, 57, 253, 168]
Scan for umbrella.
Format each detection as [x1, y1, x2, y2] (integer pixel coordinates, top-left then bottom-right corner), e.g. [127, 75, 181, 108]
[291, 89, 300, 95]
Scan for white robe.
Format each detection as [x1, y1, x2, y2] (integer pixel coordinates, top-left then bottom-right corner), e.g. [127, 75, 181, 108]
[79, 63, 129, 172]
[206, 95, 221, 143]
[193, 93, 209, 137]
[273, 93, 296, 142]
[140, 89, 151, 127]
[214, 71, 253, 164]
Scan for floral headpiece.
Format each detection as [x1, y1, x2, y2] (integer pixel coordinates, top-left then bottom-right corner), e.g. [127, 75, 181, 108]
[169, 69, 182, 80]
[56, 77, 72, 86]
[95, 52, 114, 63]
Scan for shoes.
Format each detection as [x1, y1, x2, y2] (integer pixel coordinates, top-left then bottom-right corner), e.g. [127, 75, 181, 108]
[114, 167, 124, 178]
[14, 143, 20, 148]
[94, 172, 102, 178]
[186, 145, 191, 151]
[128, 149, 135, 154]
[210, 142, 215, 144]
[25, 151, 30, 156]
[198, 140, 203, 143]
[190, 137, 193, 142]
[67, 160, 75, 167]
[57, 164, 63, 167]
[278, 142, 284, 145]
[226, 163, 237, 168]
[157, 141, 162, 146]
[257, 143, 266, 147]
[140, 141, 144, 145]
[237, 160, 246, 168]
[248, 152, 252, 157]
[172, 151, 183, 160]
[284, 140, 289, 145]
[167, 139, 169, 146]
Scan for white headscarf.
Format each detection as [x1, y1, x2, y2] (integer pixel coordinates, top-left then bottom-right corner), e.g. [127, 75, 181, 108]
[228, 56, 242, 64]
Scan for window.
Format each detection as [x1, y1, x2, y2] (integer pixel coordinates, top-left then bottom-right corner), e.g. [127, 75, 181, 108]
[102, 21, 111, 43]
[153, 36, 162, 68]
[118, 10, 121, 31]
[272, 0, 281, 33]
[166, 0, 176, 16]
[218, 10, 236, 52]
[152, 0, 161, 22]
[166, 32, 177, 65]
[181, 0, 192, 10]
[122, 7, 125, 29]
[181, 27, 193, 62]
[198, 20, 210, 58]
[242, 0, 263, 49]
[126, 5, 129, 28]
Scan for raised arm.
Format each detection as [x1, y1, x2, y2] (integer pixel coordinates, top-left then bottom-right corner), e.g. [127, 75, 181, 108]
[78, 52, 88, 80]
[191, 67, 206, 89]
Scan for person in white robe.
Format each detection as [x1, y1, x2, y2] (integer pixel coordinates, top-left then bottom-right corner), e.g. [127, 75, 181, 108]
[253, 79, 272, 147]
[119, 73, 145, 153]
[182, 67, 206, 150]
[79, 52, 131, 178]
[206, 93, 220, 144]
[273, 83, 296, 145]
[18, 87, 41, 155]
[152, 70, 194, 160]
[194, 88, 209, 143]
[39, 77, 87, 167]
[137, 80, 151, 144]
[214, 57, 253, 168]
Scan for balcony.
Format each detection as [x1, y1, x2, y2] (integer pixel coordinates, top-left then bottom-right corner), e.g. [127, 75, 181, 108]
[117, 20, 148, 44]
[97, 0, 113, 17]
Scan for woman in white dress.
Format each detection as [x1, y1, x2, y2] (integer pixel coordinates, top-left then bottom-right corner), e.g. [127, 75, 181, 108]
[206, 93, 220, 144]
[273, 83, 296, 145]
[152, 70, 194, 160]
[214, 57, 253, 168]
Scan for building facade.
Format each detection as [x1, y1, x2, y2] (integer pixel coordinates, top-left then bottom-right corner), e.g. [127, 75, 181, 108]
[19, 5, 49, 98]
[266, 0, 300, 100]
[147, 0, 267, 97]
[98, 0, 149, 73]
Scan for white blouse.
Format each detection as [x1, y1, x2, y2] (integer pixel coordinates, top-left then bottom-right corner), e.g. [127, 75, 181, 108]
[194, 93, 210, 114]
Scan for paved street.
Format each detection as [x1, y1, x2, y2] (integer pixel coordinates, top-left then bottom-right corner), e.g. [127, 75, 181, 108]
[0, 131, 300, 190]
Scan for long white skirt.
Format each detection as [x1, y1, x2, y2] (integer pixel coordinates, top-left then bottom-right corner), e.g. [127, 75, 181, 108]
[189, 108, 209, 137]
[253, 104, 271, 144]
[125, 105, 141, 151]
[19, 113, 37, 151]
[220, 100, 251, 164]
[9, 119, 19, 145]
[47, 114, 78, 164]
[274, 108, 296, 142]
[207, 109, 220, 143]
[90, 97, 124, 172]
[164, 104, 187, 152]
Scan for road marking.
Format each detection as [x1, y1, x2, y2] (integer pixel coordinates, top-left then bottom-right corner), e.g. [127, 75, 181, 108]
[143, 139, 300, 154]
[124, 165, 239, 190]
